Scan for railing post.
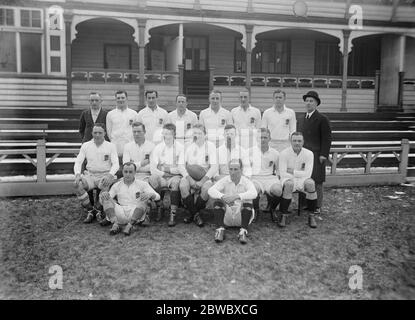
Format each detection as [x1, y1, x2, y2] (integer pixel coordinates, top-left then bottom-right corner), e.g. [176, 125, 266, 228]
[398, 71, 405, 109]
[138, 19, 147, 108]
[341, 29, 350, 112]
[36, 139, 47, 183]
[64, 12, 73, 107]
[399, 139, 410, 177]
[245, 25, 253, 99]
[209, 66, 215, 92]
[374, 70, 380, 112]
[178, 64, 184, 94]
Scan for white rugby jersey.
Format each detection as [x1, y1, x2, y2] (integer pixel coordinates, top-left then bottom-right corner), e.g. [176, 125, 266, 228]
[135, 105, 168, 144]
[150, 141, 186, 177]
[208, 175, 257, 201]
[261, 105, 296, 141]
[123, 140, 155, 174]
[249, 146, 280, 176]
[279, 146, 314, 181]
[109, 178, 160, 206]
[184, 140, 218, 179]
[106, 107, 137, 155]
[74, 140, 119, 175]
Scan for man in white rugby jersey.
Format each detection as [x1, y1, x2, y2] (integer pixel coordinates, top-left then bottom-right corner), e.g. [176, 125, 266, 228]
[261, 89, 296, 152]
[231, 89, 261, 150]
[249, 128, 282, 223]
[279, 132, 318, 228]
[73, 123, 119, 225]
[135, 90, 168, 144]
[106, 90, 137, 177]
[122, 121, 155, 182]
[199, 90, 233, 148]
[216, 124, 251, 180]
[208, 159, 257, 245]
[100, 162, 160, 236]
[180, 124, 218, 227]
[166, 94, 198, 146]
[149, 123, 186, 227]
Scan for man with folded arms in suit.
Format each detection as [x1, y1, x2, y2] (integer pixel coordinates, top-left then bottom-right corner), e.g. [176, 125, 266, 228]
[208, 159, 258, 244]
[100, 162, 160, 236]
[279, 132, 318, 228]
[73, 123, 119, 225]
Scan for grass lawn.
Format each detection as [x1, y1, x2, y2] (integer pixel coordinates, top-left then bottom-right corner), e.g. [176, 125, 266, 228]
[0, 185, 414, 300]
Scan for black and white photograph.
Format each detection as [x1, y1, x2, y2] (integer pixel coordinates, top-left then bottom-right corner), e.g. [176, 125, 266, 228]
[0, 0, 414, 304]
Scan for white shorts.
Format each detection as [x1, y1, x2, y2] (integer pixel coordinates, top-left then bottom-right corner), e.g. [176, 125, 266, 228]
[281, 177, 308, 193]
[82, 171, 113, 191]
[252, 175, 281, 194]
[135, 173, 150, 182]
[223, 201, 255, 227]
[110, 201, 148, 225]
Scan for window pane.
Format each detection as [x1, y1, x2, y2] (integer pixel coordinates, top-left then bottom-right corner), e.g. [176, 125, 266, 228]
[0, 9, 3, 25]
[0, 31, 17, 71]
[21, 10, 30, 27]
[6, 9, 14, 25]
[50, 35, 60, 51]
[20, 32, 42, 73]
[51, 56, 61, 72]
[32, 11, 41, 28]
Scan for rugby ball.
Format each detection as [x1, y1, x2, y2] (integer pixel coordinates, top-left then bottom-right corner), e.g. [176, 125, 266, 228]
[186, 164, 207, 181]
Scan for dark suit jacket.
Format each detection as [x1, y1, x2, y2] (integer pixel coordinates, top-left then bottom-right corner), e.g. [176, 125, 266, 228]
[79, 108, 108, 143]
[297, 110, 332, 183]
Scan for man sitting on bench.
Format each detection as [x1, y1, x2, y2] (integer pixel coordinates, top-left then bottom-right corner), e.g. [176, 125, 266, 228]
[73, 123, 119, 224]
[279, 132, 318, 228]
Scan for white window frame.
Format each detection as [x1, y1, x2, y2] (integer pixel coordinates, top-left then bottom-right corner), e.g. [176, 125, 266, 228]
[0, 6, 45, 75]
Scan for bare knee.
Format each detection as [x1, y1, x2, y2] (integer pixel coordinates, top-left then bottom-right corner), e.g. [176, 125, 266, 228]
[304, 179, 315, 193]
[270, 183, 282, 197]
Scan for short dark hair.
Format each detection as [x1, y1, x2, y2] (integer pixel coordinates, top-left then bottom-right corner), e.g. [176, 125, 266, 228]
[163, 123, 176, 137]
[291, 131, 304, 140]
[229, 158, 243, 170]
[122, 161, 137, 171]
[176, 94, 187, 102]
[89, 92, 102, 98]
[273, 89, 286, 98]
[209, 89, 222, 97]
[132, 121, 146, 133]
[192, 123, 206, 135]
[115, 90, 128, 98]
[145, 90, 158, 98]
[93, 123, 106, 132]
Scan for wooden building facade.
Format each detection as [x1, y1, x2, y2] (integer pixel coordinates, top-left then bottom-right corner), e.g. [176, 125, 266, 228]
[0, 0, 415, 112]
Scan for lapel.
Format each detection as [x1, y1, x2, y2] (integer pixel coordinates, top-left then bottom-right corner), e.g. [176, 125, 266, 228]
[86, 109, 94, 124]
[309, 110, 319, 124]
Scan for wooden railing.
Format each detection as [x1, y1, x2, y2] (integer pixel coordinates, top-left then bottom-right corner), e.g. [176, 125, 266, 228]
[71, 69, 179, 85]
[0, 139, 411, 197]
[213, 73, 376, 89]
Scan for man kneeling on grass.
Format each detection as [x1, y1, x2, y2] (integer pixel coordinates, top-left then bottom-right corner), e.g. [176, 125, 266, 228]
[100, 162, 160, 236]
[208, 159, 258, 244]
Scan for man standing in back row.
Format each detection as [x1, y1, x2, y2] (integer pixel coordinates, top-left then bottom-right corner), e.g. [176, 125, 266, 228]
[297, 91, 332, 214]
[261, 89, 296, 152]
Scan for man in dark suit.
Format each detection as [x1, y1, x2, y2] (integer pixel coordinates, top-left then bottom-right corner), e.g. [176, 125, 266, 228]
[79, 92, 108, 143]
[297, 91, 332, 214]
